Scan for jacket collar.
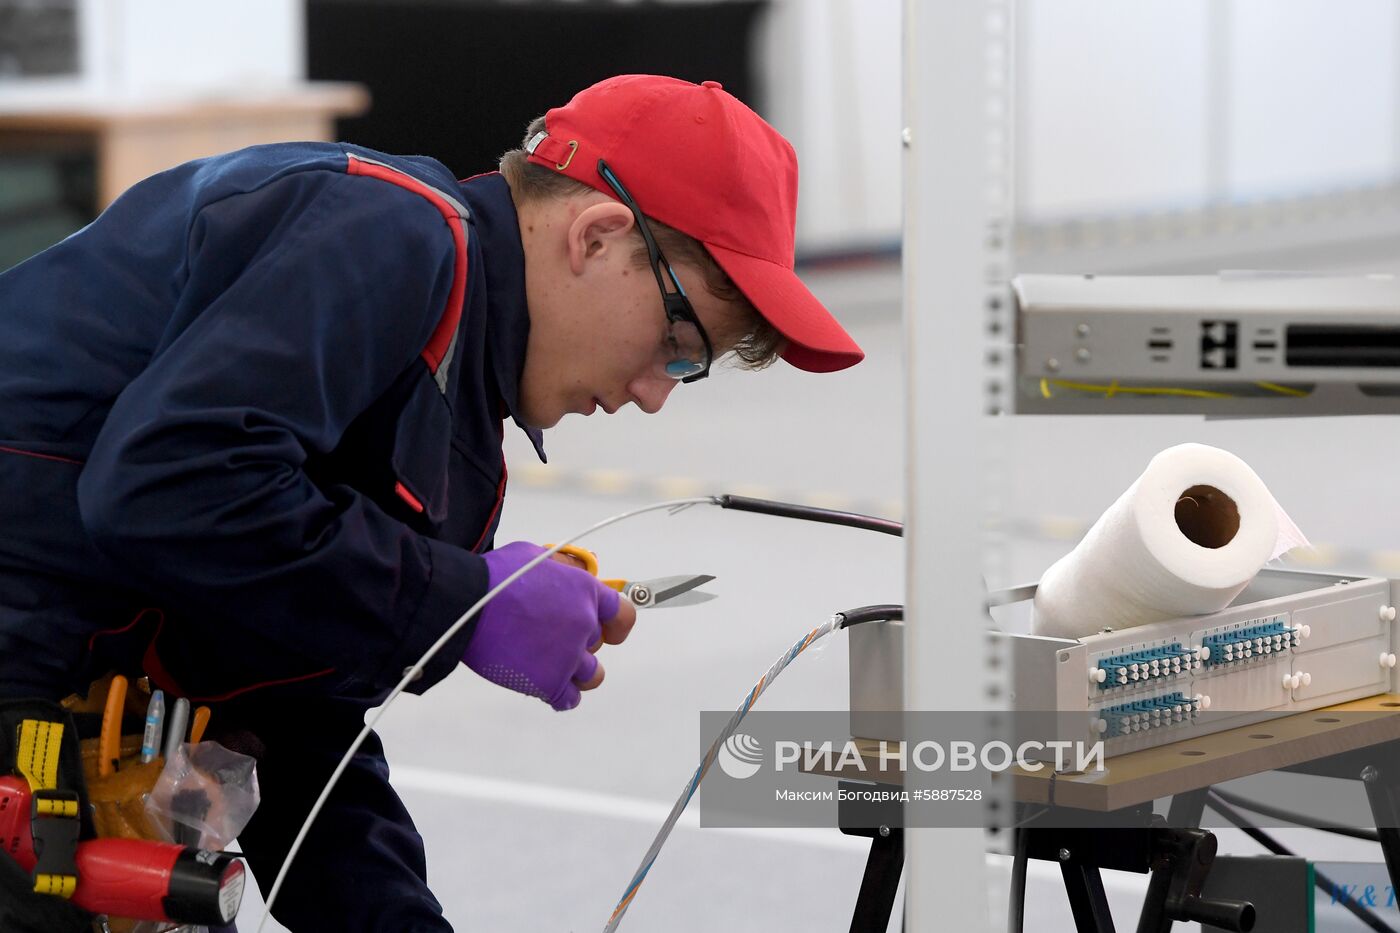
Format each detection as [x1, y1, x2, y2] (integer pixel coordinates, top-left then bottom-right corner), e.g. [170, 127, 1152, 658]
[458, 172, 546, 463]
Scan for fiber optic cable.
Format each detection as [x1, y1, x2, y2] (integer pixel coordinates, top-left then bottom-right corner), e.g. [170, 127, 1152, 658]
[1211, 785, 1380, 843]
[603, 604, 902, 932]
[255, 496, 719, 932]
[1254, 381, 1309, 397]
[1038, 378, 1310, 400]
[258, 495, 902, 931]
[715, 494, 903, 537]
[603, 614, 842, 931]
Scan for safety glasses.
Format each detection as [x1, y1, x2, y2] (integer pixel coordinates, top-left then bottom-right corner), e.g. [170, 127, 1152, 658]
[596, 159, 713, 383]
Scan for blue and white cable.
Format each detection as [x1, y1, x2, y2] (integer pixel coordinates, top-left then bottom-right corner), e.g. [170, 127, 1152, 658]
[603, 613, 844, 931]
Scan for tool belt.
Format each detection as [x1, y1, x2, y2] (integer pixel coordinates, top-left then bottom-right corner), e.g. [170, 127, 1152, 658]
[2, 675, 182, 933]
[0, 697, 92, 899]
[60, 672, 168, 842]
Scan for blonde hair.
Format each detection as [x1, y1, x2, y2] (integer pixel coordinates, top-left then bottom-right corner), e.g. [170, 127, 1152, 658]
[500, 117, 782, 369]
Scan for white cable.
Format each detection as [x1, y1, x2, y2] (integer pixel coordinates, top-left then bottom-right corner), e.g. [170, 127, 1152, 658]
[255, 496, 719, 931]
[603, 612, 845, 931]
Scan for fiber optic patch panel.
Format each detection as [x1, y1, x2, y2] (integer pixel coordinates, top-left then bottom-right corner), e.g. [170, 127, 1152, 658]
[1097, 691, 1204, 739]
[848, 569, 1400, 757]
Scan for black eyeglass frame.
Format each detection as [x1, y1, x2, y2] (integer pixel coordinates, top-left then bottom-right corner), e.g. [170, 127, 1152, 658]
[596, 159, 714, 383]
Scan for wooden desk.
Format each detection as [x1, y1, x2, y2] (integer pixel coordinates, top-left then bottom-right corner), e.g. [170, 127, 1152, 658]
[1014, 694, 1400, 812]
[809, 697, 1400, 931]
[0, 83, 369, 208]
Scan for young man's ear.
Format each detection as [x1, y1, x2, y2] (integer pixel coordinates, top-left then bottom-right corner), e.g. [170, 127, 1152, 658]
[566, 201, 636, 275]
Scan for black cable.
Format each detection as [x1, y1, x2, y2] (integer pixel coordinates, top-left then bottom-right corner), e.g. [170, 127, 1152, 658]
[713, 497, 901, 627]
[1207, 792, 1397, 933]
[715, 494, 904, 537]
[1009, 825, 1028, 933]
[710, 496, 982, 931]
[837, 605, 904, 628]
[1212, 786, 1382, 843]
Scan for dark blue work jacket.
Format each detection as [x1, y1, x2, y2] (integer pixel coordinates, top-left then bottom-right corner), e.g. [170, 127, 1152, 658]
[0, 143, 546, 931]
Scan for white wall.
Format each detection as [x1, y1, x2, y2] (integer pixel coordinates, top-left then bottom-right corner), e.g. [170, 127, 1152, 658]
[1226, 0, 1398, 199]
[74, 0, 303, 98]
[760, 0, 1400, 250]
[1018, 0, 1213, 216]
[757, 0, 904, 252]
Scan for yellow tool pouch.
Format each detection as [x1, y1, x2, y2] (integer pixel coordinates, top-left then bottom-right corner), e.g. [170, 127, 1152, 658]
[60, 673, 166, 843]
[60, 674, 172, 933]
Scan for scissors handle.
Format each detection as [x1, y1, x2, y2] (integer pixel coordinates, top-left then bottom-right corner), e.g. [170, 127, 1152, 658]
[551, 544, 627, 592]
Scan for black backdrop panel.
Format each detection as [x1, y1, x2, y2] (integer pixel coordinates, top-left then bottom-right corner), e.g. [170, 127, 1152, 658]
[306, 0, 768, 178]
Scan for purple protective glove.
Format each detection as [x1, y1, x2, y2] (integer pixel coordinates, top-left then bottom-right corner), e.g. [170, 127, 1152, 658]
[462, 541, 622, 711]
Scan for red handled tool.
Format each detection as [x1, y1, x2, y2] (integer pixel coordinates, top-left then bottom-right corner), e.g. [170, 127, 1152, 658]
[0, 775, 244, 925]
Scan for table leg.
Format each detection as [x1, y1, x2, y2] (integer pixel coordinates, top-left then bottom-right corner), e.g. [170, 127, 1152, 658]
[1165, 787, 1209, 828]
[1362, 763, 1400, 897]
[849, 827, 904, 933]
[1061, 861, 1118, 933]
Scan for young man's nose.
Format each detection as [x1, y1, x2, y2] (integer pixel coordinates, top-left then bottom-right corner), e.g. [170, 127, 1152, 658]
[628, 375, 678, 414]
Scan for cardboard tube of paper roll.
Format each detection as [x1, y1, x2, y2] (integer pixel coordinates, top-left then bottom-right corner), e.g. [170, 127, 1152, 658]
[1031, 443, 1303, 639]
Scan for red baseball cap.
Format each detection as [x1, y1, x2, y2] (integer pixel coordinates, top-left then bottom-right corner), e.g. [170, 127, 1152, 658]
[525, 74, 864, 373]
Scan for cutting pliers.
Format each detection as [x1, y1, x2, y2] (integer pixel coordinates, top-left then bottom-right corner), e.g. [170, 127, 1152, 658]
[552, 544, 716, 609]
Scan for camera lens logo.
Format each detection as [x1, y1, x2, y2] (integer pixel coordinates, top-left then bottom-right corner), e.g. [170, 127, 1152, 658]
[718, 733, 764, 780]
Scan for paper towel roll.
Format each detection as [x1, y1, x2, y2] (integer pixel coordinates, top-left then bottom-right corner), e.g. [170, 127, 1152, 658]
[1031, 443, 1306, 639]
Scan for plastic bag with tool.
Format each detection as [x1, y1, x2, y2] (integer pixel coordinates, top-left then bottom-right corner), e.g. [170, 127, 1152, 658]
[144, 740, 259, 852]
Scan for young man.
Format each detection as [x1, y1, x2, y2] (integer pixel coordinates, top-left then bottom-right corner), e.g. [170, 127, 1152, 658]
[0, 74, 862, 930]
